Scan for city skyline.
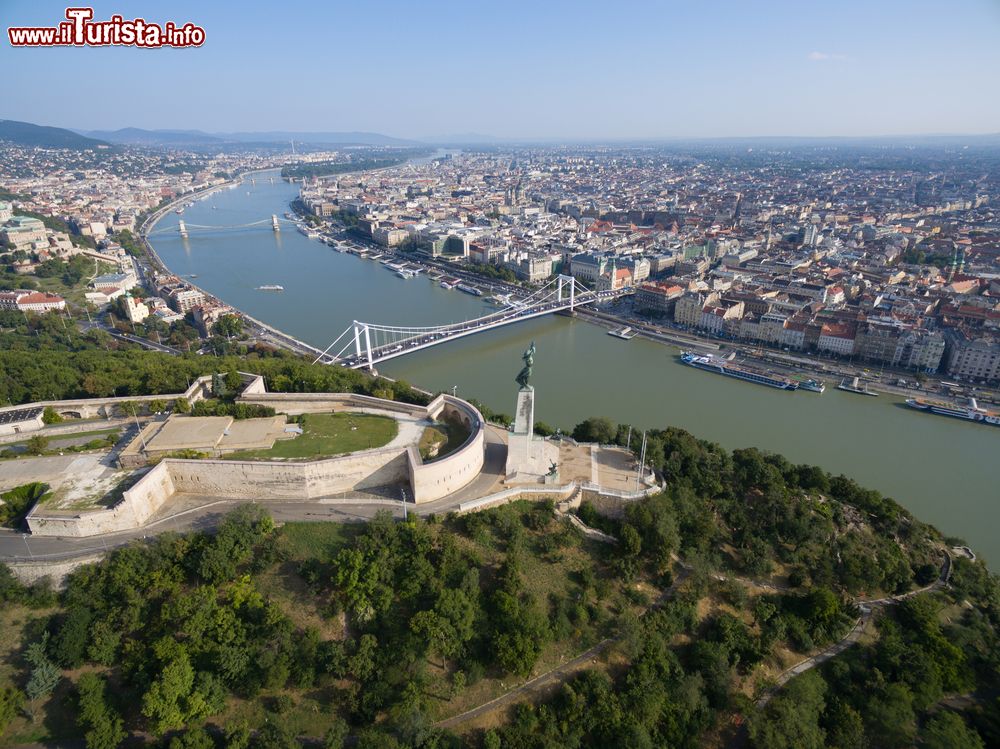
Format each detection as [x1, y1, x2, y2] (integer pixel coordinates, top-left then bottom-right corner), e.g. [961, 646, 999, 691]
[2, 0, 999, 140]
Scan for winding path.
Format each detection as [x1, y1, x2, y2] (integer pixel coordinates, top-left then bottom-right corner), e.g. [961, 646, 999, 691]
[754, 549, 952, 708]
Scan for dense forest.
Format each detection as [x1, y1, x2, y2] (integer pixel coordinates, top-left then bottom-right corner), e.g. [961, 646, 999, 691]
[1, 424, 998, 747]
[0, 312, 424, 407]
[1, 314, 998, 747]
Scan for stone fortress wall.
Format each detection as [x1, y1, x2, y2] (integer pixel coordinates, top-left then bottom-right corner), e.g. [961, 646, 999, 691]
[0, 375, 218, 422]
[25, 376, 487, 537]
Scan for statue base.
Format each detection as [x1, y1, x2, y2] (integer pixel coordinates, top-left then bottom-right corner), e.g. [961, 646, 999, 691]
[505, 386, 559, 483]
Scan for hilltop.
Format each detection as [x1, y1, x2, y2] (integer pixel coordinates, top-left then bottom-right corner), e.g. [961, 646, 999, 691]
[0, 120, 108, 149]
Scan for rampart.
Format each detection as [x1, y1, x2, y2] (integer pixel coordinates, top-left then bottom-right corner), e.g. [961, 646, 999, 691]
[25, 379, 486, 537]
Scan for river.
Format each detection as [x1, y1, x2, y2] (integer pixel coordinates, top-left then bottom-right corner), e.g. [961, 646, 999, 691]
[149, 170, 1000, 563]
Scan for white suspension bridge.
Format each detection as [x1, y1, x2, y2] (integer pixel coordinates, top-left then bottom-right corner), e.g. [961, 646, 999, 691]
[147, 214, 297, 237]
[312, 275, 630, 370]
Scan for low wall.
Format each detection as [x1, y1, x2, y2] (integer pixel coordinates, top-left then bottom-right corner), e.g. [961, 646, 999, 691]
[166, 449, 410, 499]
[27, 461, 175, 537]
[6, 553, 105, 586]
[0, 374, 218, 421]
[237, 390, 428, 418]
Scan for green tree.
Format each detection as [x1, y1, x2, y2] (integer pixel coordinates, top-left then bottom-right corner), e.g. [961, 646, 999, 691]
[865, 683, 916, 748]
[0, 686, 25, 735]
[42, 406, 63, 424]
[24, 632, 60, 710]
[749, 670, 827, 749]
[920, 711, 984, 749]
[572, 416, 616, 444]
[254, 721, 298, 749]
[52, 606, 93, 668]
[323, 718, 350, 749]
[224, 367, 241, 392]
[215, 314, 243, 339]
[24, 434, 49, 456]
[168, 727, 217, 749]
[76, 673, 126, 749]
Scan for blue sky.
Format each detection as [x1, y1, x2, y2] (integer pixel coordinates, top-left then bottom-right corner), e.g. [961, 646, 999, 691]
[2, 0, 999, 139]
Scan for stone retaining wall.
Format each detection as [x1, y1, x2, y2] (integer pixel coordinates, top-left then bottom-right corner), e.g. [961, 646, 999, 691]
[25, 385, 487, 537]
[6, 553, 105, 586]
[27, 461, 176, 537]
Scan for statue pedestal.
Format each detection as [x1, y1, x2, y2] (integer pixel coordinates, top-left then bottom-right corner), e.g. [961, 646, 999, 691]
[513, 387, 534, 438]
[505, 386, 559, 483]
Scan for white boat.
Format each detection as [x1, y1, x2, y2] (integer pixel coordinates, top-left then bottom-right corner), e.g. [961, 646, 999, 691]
[906, 396, 1000, 426]
[256, 284, 284, 291]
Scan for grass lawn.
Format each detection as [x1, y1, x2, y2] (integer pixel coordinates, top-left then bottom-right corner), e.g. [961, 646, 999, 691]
[418, 415, 471, 461]
[276, 521, 362, 562]
[224, 412, 397, 461]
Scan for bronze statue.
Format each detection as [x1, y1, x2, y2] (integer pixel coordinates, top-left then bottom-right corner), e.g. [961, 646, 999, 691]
[515, 340, 536, 389]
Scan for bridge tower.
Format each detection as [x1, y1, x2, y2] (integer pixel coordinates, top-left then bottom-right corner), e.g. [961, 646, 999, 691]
[178, 219, 188, 238]
[352, 320, 374, 371]
[271, 214, 280, 232]
[556, 274, 576, 311]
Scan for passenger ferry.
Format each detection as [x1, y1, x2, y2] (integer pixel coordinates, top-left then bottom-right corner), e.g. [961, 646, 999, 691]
[256, 284, 284, 291]
[798, 378, 826, 393]
[608, 326, 638, 340]
[456, 283, 483, 297]
[440, 276, 460, 289]
[680, 352, 797, 390]
[905, 397, 1000, 426]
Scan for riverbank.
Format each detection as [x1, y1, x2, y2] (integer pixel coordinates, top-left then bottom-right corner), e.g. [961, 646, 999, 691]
[144, 168, 999, 564]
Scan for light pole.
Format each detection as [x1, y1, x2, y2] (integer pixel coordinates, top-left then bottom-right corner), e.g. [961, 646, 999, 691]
[400, 487, 408, 521]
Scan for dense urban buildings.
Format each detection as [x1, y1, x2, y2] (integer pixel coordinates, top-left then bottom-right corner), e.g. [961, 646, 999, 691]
[295, 145, 1000, 384]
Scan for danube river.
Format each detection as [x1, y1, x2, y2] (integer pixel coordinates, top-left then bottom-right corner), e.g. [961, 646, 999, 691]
[151, 170, 1000, 562]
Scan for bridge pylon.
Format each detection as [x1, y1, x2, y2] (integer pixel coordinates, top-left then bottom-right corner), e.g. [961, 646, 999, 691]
[352, 320, 374, 371]
[557, 274, 576, 311]
[271, 214, 280, 232]
[178, 219, 188, 238]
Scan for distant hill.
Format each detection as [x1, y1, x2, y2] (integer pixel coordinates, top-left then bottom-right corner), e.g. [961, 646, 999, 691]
[420, 132, 504, 144]
[0, 120, 108, 149]
[216, 130, 421, 146]
[84, 127, 224, 146]
[82, 127, 419, 148]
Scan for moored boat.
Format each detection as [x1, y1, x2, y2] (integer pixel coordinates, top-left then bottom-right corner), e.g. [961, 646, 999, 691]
[798, 378, 826, 393]
[679, 352, 797, 390]
[905, 396, 999, 426]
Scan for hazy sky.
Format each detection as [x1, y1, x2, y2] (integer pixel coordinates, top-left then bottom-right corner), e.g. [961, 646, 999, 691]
[2, 0, 999, 139]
